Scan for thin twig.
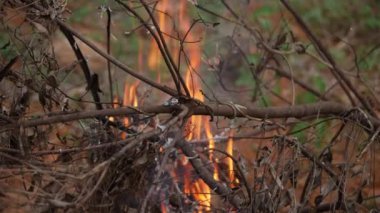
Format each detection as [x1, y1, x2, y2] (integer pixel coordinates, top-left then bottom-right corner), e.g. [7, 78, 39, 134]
[267, 66, 328, 101]
[140, 0, 191, 97]
[115, 0, 184, 96]
[56, 19, 178, 97]
[280, 0, 376, 117]
[106, 7, 114, 107]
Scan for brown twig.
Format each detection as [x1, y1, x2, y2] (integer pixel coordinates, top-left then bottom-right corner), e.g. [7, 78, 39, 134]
[267, 66, 328, 101]
[59, 23, 103, 110]
[282, 136, 338, 179]
[0, 56, 19, 83]
[3, 102, 379, 133]
[56, 19, 178, 97]
[106, 7, 114, 107]
[114, 0, 186, 97]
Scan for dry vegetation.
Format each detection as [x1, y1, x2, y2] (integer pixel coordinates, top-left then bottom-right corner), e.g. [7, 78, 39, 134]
[0, 0, 379, 212]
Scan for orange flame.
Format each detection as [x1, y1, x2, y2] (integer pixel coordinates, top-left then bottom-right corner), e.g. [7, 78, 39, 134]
[121, 81, 139, 139]
[148, 0, 169, 82]
[146, 0, 217, 210]
[227, 130, 234, 184]
[148, 41, 161, 82]
[121, 28, 143, 134]
[179, 1, 214, 211]
[122, 84, 130, 127]
[108, 96, 120, 122]
[161, 202, 167, 213]
[205, 121, 219, 181]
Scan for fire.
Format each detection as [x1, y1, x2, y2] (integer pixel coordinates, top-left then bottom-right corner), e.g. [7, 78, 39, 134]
[178, 1, 215, 211]
[109, 80, 138, 139]
[123, 82, 139, 115]
[205, 122, 219, 181]
[142, 0, 220, 210]
[108, 96, 120, 122]
[148, 42, 161, 82]
[227, 130, 234, 185]
[121, 81, 139, 138]
[148, 0, 170, 82]
[161, 202, 167, 213]
[115, 0, 238, 211]
[122, 24, 142, 129]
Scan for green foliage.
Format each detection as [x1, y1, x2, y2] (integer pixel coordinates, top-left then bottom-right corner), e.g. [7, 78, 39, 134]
[296, 75, 325, 104]
[292, 121, 308, 142]
[258, 95, 271, 107]
[299, 91, 316, 104]
[330, 48, 346, 61]
[303, 6, 323, 23]
[0, 41, 17, 60]
[313, 75, 326, 92]
[70, 6, 91, 23]
[251, 3, 279, 30]
[0, 32, 19, 60]
[197, 1, 225, 23]
[257, 18, 272, 31]
[357, 48, 380, 71]
[360, 5, 380, 29]
[89, 32, 103, 43]
[314, 119, 328, 148]
[235, 70, 255, 87]
[273, 78, 282, 95]
[293, 0, 380, 31]
[291, 120, 328, 147]
[235, 53, 261, 87]
[247, 53, 261, 65]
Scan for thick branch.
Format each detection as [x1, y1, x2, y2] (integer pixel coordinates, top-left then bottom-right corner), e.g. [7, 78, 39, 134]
[59, 24, 103, 110]
[3, 102, 378, 132]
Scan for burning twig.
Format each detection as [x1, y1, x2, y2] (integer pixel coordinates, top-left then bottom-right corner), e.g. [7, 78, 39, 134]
[175, 138, 246, 209]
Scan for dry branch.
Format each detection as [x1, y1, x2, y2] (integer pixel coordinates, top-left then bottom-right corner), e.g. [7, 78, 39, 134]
[0, 1, 378, 211]
[3, 101, 378, 132]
